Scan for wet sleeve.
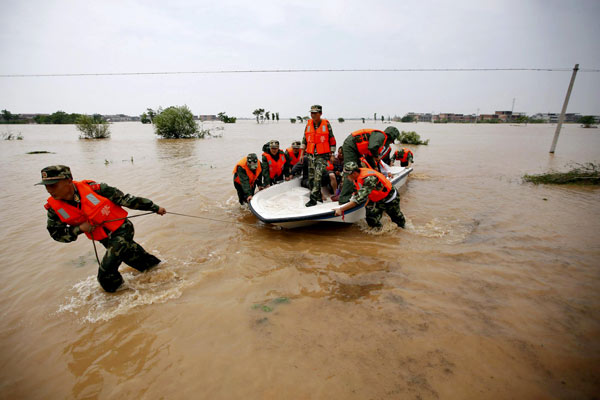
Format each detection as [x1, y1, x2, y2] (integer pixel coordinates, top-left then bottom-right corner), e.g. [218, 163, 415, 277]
[47, 208, 80, 243]
[261, 155, 271, 186]
[236, 166, 252, 197]
[350, 175, 378, 205]
[328, 122, 336, 151]
[96, 183, 160, 212]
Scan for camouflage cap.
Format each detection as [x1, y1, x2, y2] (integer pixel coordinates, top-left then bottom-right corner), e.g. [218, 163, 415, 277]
[247, 153, 259, 169]
[291, 141, 301, 149]
[35, 165, 73, 185]
[343, 161, 360, 174]
[269, 140, 280, 149]
[384, 126, 400, 142]
[310, 105, 322, 113]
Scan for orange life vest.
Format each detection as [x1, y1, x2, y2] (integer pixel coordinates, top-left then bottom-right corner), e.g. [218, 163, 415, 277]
[44, 180, 128, 241]
[286, 148, 304, 166]
[395, 148, 413, 163]
[233, 157, 262, 186]
[353, 168, 393, 202]
[350, 129, 388, 156]
[326, 160, 334, 171]
[359, 156, 374, 169]
[262, 151, 286, 179]
[304, 119, 334, 154]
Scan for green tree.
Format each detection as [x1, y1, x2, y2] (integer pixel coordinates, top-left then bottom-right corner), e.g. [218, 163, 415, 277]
[153, 105, 200, 138]
[140, 113, 151, 124]
[265, 111, 271, 121]
[399, 130, 429, 145]
[578, 115, 597, 128]
[146, 108, 156, 123]
[401, 115, 414, 123]
[275, 112, 279, 121]
[253, 108, 264, 123]
[296, 115, 303, 123]
[290, 118, 296, 123]
[381, 115, 384, 122]
[362, 118, 365, 123]
[374, 112, 377, 121]
[217, 111, 237, 123]
[338, 117, 345, 123]
[76, 115, 111, 139]
[1, 109, 14, 121]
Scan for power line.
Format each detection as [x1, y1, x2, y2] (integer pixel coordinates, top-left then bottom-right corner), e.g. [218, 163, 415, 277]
[1, 67, 599, 78]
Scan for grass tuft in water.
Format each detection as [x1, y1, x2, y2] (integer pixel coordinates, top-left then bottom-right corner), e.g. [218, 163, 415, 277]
[523, 163, 600, 185]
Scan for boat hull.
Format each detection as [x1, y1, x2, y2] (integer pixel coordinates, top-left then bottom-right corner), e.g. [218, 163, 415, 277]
[249, 166, 412, 228]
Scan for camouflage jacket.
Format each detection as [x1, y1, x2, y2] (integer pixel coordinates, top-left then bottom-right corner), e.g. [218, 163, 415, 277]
[46, 182, 160, 243]
[350, 175, 390, 205]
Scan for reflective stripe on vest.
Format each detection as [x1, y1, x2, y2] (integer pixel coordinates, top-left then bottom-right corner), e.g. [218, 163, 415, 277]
[353, 168, 393, 202]
[233, 157, 262, 186]
[304, 119, 332, 154]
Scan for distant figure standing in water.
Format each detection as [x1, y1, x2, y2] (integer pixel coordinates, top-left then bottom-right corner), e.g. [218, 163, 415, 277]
[302, 104, 336, 207]
[37, 165, 166, 292]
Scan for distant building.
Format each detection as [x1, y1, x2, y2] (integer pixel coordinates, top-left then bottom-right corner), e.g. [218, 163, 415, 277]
[198, 115, 218, 121]
[104, 114, 140, 122]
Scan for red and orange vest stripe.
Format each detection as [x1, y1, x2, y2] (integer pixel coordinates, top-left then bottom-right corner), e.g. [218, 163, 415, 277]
[44, 180, 128, 241]
[304, 119, 335, 154]
[395, 148, 413, 163]
[351, 128, 388, 156]
[353, 168, 393, 202]
[262, 151, 286, 179]
[233, 157, 262, 186]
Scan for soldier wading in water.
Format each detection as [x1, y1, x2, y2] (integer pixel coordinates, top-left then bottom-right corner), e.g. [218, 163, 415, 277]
[37, 165, 166, 292]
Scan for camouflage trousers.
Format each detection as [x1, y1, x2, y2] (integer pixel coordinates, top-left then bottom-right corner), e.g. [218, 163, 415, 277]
[365, 191, 406, 229]
[307, 153, 329, 202]
[96, 219, 161, 292]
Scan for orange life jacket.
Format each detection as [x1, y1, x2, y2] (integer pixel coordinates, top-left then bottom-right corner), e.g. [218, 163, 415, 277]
[304, 119, 335, 154]
[44, 180, 128, 241]
[233, 157, 262, 186]
[262, 151, 286, 179]
[326, 160, 334, 171]
[353, 168, 393, 202]
[286, 147, 304, 166]
[395, 148, 413, 163]
[359, 156, 374, 169]
[350, 129, 388, 156]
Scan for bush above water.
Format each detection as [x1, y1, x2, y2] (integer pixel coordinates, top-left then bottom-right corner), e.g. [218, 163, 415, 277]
[153, 105, 201, 138]
[523, 163, 600, 185]
[76, 115, 111, 139]
[399, 130, 429, 145]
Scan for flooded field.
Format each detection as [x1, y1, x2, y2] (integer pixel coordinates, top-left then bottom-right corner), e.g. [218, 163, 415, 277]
[0, 120, 599, 399]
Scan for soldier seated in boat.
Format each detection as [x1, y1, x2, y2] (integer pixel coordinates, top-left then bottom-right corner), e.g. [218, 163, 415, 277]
[284, 141, 304, 176]
[261, 140, 287, 186]
[333, 162, 405, 230]
[233, 153, 263, 204]
[37, 165, 166, 293]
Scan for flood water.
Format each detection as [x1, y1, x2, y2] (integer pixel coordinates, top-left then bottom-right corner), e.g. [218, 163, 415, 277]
[1, 120, 599, 399]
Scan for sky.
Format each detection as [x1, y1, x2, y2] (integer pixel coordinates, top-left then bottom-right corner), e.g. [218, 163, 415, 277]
[1, 0, 599, 118]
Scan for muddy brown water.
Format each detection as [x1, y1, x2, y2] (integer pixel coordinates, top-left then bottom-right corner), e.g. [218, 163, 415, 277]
[0, 121, 599, 399]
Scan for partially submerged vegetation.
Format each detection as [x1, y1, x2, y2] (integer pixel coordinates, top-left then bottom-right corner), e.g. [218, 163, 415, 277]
[523, 163, 600, 185]
[1, 131, 23, 140]
[398, 130, 429, 145]
[76, 115, 111, 139]
[27, 151, 53, 154]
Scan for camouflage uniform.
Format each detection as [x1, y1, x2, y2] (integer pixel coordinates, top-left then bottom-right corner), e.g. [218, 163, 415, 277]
[391, 148, 414, 166]
[302, 119, 335, 203]
[234, 167, 263, 204]
[47, 182, 161, 292]
[350, 175, 405, 229]
[339, 129, 390, 204]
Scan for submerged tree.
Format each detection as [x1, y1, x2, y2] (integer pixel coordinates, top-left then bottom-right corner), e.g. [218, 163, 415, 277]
[76, 115, 111, 139]
[578, 115, 597, 128]
[338, 117, 345, 123]
[253, 108, 265, 123]
[217, 111, 237, 123]
[153, 105, 201, 138]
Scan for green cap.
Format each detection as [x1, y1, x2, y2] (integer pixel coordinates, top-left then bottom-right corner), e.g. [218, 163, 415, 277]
[310, 105, 322, 113]
[343, 161, 359, 174]
[35, 165, 73, 185]
[247, 153, 258, 169]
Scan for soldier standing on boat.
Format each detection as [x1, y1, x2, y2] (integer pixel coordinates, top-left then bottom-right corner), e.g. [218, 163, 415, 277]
[338, 126, 400, 204]
[334, 162, 405, 230]
[37, 165, 166, 293]
[233, 153, 263, 204]
[302, 105, 336, 207]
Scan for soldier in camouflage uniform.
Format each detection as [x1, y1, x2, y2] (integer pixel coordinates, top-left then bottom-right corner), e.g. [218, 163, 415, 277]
[334, 162, 405, 230]
[339, 126, 400, 204]
[233, 153, 263, 204]
[37, 165, 166, 292]
[302, 105, 336, 207]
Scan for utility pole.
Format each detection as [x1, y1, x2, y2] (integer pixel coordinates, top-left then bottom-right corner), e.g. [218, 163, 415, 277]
[550, 64, 579, 153]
